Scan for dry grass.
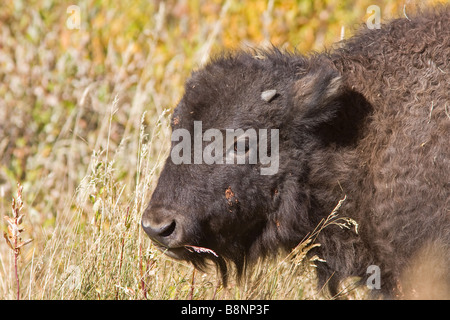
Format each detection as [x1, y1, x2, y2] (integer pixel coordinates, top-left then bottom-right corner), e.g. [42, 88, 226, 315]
[0, 0, 443, 300]
[3, 183, 33, 300]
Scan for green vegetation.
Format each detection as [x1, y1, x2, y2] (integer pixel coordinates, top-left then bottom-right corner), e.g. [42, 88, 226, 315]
[0, 0, 443, 299]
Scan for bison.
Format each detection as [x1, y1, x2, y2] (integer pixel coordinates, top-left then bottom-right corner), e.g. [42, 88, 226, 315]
[141, 7, 449, 298]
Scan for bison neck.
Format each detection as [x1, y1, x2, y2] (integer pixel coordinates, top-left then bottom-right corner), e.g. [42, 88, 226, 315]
[298, 118, 376, 295]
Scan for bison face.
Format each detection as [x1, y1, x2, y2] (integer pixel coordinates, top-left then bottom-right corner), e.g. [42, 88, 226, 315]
[141, 50, 344, 281]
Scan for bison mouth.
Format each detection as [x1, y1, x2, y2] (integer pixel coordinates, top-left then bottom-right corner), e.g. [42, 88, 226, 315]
[153, 243, 218, 260]
[153, 245, 189, 260]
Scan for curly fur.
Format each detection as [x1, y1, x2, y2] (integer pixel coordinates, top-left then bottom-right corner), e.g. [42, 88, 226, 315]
[142, 7, 449, 298]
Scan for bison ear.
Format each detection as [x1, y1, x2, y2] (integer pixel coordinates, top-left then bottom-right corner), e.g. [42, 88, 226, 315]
[291, 62, 344, 128]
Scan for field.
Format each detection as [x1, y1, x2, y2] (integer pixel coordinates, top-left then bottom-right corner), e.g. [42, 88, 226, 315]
[0, 0, 444, 300]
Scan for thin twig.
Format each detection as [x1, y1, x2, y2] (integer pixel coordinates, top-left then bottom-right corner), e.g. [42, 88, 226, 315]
[115, 206, 130, 300]
[189, 268, 196, 300]
[139, 242, 149, 299]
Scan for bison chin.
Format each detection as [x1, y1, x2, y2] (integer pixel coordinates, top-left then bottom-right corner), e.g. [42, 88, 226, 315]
[167, 244, 231, 286]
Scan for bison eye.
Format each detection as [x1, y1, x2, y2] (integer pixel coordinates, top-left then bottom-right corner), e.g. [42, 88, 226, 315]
[226, 135, 256, 164]
[233, 137, 250, 153]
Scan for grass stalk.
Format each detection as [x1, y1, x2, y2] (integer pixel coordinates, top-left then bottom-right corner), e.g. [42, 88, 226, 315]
[3, 183, 33, 300]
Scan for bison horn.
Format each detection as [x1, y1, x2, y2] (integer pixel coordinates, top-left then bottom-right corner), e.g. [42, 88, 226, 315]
[261, 89, 277, 102]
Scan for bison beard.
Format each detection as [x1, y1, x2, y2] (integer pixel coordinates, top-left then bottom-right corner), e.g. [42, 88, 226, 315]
[141, 7, 450, 298]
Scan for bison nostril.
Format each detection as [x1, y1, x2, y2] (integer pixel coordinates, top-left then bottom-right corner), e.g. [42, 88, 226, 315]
[142, 216, 178, 246]
[159, 220, 176, 237]
[141, 207, 181, 247]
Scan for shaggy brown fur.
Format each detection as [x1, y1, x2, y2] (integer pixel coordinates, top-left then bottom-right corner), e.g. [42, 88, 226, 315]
[142, 7, 449, 298]
[323, 7, 450, 297]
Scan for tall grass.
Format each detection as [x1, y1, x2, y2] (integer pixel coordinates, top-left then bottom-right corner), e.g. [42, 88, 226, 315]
[0, 0, 442, 300]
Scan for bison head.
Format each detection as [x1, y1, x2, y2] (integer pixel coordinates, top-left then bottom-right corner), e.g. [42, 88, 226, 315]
[141, 50, 347, 283]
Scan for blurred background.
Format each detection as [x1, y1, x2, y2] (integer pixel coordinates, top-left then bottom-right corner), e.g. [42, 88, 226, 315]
[0, 0, 446, 299]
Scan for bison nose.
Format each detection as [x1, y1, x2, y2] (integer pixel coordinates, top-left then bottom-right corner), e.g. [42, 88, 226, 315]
[141, 208, 180, 247]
